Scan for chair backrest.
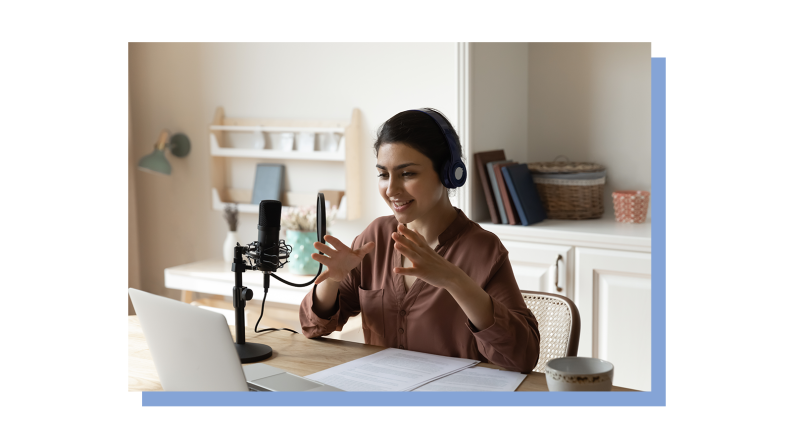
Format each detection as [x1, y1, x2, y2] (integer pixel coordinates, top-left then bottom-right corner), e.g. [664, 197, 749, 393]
[521, 291, 581, 373]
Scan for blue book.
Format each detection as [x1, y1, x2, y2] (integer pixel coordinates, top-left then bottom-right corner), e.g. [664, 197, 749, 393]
[501, 164, 546, 226]
[251, 163, 285, 204]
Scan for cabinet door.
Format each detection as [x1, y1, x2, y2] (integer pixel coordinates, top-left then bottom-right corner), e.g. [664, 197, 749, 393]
[575, 247, 651, 391]
[501, 240, 573, 298]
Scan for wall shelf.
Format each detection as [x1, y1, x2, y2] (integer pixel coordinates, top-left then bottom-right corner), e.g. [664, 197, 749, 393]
[211, 187, 347, 219]
[210, 125, 346, 133]
[209, 106, 361, 220]
[209, 134, 345, 161]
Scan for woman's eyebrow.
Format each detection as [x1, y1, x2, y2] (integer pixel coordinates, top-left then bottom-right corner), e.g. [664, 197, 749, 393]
[376, 162, 419, 170]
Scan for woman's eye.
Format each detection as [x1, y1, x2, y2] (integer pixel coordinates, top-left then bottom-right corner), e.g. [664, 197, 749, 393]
[377, 172, 413, 178]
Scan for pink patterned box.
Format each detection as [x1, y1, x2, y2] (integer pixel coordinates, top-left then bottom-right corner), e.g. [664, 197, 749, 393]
[612, 190, 650, 223]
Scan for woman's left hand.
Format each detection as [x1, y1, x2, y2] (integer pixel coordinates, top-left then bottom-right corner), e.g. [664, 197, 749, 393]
[392, 224, 462, 289]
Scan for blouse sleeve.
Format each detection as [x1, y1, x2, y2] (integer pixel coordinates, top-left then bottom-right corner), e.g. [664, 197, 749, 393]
[465, 252, 541, 373]
[298, 236, 363, 338]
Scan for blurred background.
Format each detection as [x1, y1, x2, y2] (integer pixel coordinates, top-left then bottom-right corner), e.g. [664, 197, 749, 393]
[128, 42, 650, 350]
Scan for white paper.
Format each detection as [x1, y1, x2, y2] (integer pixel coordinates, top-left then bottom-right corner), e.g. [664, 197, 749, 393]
[412, 367, 527, 392]
[306, 348, 479, 391]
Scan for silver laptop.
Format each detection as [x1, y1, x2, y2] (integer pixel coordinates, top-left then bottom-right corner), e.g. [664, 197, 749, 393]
[128, 288, 341, 392]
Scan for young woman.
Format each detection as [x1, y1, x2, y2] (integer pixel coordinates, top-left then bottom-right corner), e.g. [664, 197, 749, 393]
[298, 108, 540, 373]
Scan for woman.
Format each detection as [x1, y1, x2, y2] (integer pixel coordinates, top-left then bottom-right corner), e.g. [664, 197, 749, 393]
[299, 108, 540, 373]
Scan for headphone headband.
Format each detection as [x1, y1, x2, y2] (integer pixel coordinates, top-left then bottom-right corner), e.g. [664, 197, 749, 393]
[411, 108, 467, 188]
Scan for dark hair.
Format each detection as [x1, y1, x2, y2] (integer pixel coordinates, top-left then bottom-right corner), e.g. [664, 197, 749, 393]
[374, 108, 463, 189]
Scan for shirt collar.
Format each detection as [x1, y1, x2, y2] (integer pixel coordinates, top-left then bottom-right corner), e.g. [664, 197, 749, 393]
[437, 207, 470, 247]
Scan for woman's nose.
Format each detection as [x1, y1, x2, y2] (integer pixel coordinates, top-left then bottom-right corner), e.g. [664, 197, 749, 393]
[386, 177, 402, 197]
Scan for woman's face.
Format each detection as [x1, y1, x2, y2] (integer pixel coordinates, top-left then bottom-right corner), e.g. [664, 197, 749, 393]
[376, 142, 446, 224]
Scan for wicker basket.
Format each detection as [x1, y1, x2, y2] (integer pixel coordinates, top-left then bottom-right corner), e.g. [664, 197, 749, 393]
[528, 158, 606, 220]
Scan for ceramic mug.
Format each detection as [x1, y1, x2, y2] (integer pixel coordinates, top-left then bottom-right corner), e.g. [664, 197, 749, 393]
[545, 357, 614, 391]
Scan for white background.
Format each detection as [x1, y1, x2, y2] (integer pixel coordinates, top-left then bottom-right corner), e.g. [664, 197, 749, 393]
[1, 0, 789, 444]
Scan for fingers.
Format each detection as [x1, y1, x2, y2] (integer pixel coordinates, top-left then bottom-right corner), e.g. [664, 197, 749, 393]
[398, 223, 423, 240]
[394, 242, 420, 267]
[315, 269, 331, 285]
[397, 224, 426, 246]
[392, 231, 419, 252]
[323, 235, 351, 252]
[311, 252, 334, 267]
[393, 266, 419, 276]
[356, 241, 375, 258]
[393, 237, 417, 256]
[313, 241, 338, 255]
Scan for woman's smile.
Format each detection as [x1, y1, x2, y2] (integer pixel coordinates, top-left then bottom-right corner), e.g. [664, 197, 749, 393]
[392, 199, 414, 212]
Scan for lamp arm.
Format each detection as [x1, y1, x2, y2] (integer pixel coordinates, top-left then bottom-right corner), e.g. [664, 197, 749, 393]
[155, 130, 170, 150]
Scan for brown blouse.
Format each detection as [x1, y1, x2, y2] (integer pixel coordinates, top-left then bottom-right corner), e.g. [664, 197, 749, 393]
[299, 208, 540, 373]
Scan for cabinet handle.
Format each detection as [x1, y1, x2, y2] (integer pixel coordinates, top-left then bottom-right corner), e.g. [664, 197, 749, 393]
[555, 254, 563, 292]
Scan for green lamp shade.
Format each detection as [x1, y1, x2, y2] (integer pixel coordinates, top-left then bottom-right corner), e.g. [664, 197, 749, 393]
[138, 149, 171, 175]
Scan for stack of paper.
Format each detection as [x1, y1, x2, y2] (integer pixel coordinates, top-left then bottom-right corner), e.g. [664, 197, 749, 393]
[412, 367, 527, 392]
[305, 348, 479, 391]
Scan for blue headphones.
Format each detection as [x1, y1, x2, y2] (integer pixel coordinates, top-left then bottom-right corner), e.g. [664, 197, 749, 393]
[411, 108, 467, 188]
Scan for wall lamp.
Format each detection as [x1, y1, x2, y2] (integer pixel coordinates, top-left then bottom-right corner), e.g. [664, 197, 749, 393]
[137, 130, 191, 175]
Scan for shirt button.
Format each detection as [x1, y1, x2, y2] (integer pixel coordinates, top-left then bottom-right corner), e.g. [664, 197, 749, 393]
[399, 328, 404, 334]
[399, 345, 405, 349]
[399, 310, 406, 316]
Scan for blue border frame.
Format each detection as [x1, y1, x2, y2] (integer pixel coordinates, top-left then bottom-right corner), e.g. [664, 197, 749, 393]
[143, 57, 666, 407]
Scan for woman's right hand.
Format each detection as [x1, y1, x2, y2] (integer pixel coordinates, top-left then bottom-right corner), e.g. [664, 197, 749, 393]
[311, 235, 375, 284]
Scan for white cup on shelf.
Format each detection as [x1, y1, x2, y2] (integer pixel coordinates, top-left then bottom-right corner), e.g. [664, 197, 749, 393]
[296, 132, 315, 152]
[271, 132, 294, 151]
[252, 128, 265, 150]
[318, 132, 340, 152]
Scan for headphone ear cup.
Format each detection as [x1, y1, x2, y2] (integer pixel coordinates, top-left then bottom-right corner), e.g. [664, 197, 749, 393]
[449, 160, 467, 188]
[440, 159, 453, 188]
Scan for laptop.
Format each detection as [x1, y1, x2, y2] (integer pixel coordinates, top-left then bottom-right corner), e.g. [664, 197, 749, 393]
[128, 288, 342, 392]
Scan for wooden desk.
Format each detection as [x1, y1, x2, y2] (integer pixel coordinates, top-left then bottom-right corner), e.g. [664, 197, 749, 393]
[129, 316, 635, 392]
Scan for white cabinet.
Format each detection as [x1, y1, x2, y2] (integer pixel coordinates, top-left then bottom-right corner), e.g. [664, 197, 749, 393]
[482, 219, 651, 391]
[501, 240, 573, 298]
[575, 247, 652, 391]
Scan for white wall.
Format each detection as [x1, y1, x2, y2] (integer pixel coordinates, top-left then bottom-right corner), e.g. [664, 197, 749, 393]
[129, 43, 457, 299]
[467, 43, 651, 221]
[469, 43, 530, 222]
[128, 98, 140, 314]
[527, 43, 651, 218]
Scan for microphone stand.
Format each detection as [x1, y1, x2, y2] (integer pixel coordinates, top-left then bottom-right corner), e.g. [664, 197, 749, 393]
[230, 192, 327, 364]
[231, 244, 273, 363]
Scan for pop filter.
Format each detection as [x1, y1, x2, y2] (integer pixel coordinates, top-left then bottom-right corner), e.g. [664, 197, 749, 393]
[316, 192, 326, 250]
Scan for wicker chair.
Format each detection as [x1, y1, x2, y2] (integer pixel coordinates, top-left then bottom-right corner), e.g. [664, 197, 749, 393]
[521, 291, 581, 373]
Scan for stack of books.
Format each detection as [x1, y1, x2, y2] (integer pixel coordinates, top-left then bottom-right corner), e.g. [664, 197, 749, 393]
[474, 150, 547, 226]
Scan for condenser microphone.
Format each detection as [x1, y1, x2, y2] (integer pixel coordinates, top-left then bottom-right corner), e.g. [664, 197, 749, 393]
[257, 200, 282, 272]
[229, 193, 325, 363]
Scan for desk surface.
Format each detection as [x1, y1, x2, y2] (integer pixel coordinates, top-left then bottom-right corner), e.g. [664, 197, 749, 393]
[128, 316, 634, 392]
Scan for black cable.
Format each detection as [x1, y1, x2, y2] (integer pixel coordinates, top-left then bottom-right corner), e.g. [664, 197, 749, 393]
[248, 243, 323, 333]
[253, 276, 298, 335]
[271, 263, 323, 287]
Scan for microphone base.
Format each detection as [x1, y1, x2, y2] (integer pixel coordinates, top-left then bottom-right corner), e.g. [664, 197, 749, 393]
[234, 342, 273, 363]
